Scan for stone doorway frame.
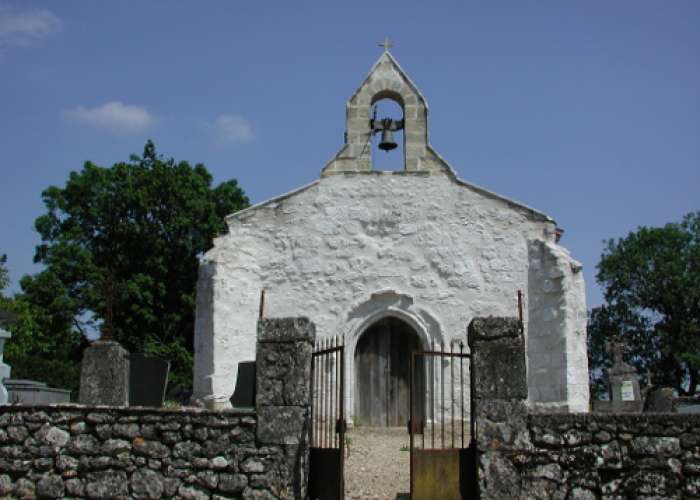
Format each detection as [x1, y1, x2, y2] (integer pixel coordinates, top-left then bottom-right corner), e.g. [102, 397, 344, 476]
[341, 290, 445, 426]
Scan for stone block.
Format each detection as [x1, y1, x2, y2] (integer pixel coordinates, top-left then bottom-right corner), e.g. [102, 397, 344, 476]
[468, 317, 522, 344]
[284, 443, 309, 500]
[85, 470, 128, 498]
[257, 318, 315, 344]
[78, 341, 129, 406]
[471, 337, 527, 400]
[478, 451, 521, 499]
[37, 473, 64, 498]
[256, 406, 309, 446]
[474, 399, 531, 451]
[256, 341, 312, 407]
[629, 436, 681, 457]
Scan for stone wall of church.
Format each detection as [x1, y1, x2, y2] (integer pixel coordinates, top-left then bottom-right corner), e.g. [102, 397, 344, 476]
[193, 170, 589, 415]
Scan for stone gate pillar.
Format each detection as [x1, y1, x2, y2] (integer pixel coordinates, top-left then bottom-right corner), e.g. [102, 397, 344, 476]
[468, 317, 531, 499]
[255, 317, 315, 499]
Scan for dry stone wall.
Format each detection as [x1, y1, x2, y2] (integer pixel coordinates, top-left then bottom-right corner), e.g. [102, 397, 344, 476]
[520, 413, 700, 499]
[0, 406, 287, 499]
[470, 316, 700, 499]
[0, 318, 315, 499]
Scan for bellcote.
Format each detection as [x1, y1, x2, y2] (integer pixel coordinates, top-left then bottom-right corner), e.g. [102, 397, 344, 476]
[322, 52, 454, 176]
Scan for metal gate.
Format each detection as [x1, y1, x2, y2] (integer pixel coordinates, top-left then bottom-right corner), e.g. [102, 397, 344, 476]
[309, 336, 345, 500]
[409, 341, 476, 499]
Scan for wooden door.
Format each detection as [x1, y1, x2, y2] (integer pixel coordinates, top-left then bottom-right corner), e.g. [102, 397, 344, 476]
[355, 317, 421, 427]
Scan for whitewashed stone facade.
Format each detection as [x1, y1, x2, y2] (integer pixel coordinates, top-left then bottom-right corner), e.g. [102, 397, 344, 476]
[193, 52, 589, 415]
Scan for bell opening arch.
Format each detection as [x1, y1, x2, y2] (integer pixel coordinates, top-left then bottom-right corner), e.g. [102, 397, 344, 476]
[370, 95, 405, 171]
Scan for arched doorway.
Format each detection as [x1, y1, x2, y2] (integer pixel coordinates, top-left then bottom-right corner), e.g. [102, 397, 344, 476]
[354, 316, 422, 427]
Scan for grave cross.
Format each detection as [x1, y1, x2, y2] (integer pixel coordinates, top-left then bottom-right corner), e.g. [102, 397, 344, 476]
[378, 37, 394, 52]
[606, 340, 625, 366]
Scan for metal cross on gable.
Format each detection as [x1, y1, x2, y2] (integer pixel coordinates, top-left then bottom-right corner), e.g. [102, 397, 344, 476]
[378, 37, 394, 52]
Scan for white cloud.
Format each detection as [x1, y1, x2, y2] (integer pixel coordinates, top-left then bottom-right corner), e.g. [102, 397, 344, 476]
[0, 4, 61, 48]
[65, 101, 155, 133]
[213, 114, 255, 144]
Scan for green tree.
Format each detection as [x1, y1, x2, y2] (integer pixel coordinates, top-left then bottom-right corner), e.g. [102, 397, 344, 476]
[588, 212, 700, 396]
[0, 255, 83, 391]
[21, 141, 248, 389]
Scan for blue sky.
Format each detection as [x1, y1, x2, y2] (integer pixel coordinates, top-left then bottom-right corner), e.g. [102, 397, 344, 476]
[0, 1, 698, 309]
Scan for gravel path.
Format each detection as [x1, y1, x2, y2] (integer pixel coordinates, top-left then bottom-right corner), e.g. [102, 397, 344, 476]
[342, 423, 471, 499]
[344, 427, 411, 500]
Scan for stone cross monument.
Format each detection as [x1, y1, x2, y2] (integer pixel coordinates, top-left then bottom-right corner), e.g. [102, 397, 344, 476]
[605, 339, 642, 405]
[593, 338, 643, 413]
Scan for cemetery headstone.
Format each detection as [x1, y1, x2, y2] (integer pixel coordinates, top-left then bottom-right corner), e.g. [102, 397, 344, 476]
[0, 327, 11, 405]
[593, 339, 643, 413]
[79, 340, 130, 406]
[5, 379, 71, 404]
[230, 361, 256, 408]
[643, 387, 675, 412]
[129, 354, 170, 407]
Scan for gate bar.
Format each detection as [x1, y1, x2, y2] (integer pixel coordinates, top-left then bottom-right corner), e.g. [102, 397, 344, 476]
[441, 341, 445, 449]
[410, 350, 415, 500]
[460, 341, 465, 449]
[431, 339, 435, 450]
[339, 335, 345, 499]
[450, 341, 455, 449]
[326, 339, 331, 447]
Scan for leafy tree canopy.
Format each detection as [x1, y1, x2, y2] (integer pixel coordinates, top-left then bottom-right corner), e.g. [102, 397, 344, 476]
[588, 212, 700, 396]
[15, 141, 249, 390]
[1, 254, 83, 391]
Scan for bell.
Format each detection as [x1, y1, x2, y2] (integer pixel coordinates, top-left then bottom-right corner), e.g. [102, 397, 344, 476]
[378, 129, 398, 151]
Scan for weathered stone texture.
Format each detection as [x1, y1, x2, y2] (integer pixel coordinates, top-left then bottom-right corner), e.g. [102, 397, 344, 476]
[256, 406, 309, 445]
[468, 316, 522, 341]
[78, 341, 129, 406]
[518, 414, 700, 498]
[480, 413, 700, 499]
[465, 316, 698, 499]
[255, 317, 314, 414]
[255, 318, 314, 500]
[644, 387, 676, 412]
[470, 337, 528, 400]
[0, 405, 293, 499]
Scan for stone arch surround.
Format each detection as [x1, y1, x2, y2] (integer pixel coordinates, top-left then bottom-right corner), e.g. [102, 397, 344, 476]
[341, 290, 444, 423]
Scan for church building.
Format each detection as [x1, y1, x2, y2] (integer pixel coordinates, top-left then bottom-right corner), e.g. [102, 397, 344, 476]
[192, 51, 590, 421]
